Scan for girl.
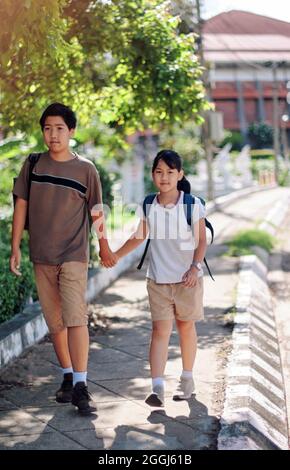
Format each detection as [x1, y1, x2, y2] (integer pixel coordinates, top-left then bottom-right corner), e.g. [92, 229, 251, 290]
[114, 149, 207, 407]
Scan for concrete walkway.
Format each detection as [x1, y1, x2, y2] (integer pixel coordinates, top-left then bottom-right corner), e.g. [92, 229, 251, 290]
[0, 187, 288, 450]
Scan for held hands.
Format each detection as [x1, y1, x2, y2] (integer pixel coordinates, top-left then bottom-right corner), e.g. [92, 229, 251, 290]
[99, 248, 119, 268]
[182, 266, 198, 288]
[10, 248, 22, 276]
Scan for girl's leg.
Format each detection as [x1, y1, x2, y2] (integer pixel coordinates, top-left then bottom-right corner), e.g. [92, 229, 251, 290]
[175, 319, 197, 371]
[149, 319, 173, 377]
[145, 319, 173, 406]
[174, 319, 196, 399]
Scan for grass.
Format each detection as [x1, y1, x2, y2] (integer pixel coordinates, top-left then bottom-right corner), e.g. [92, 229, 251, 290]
[226, 229, 275, 257]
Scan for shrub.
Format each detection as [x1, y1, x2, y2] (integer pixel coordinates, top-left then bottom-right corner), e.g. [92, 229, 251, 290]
[227, 229, 274, 257]
[220, 131, 244, 151]
[248, 123, 273, 149]
[0, 218, 36, 324]
[93, 161, 114, 209]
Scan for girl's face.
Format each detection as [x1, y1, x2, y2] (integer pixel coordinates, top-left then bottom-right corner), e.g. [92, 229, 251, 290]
[152, 159, 184, 193]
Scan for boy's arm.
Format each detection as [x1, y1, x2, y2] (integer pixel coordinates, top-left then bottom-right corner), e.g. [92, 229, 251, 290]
[91, 209, 118, 268]
[115, 219, 148, 259]
[10, 198, 27, 276]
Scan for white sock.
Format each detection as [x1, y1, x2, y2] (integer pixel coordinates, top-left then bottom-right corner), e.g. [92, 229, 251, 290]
[61, 367, 73, 375]
[181, 370, 193, 379]
[73, 371, 87, 386]
[152, 377, 164, 390]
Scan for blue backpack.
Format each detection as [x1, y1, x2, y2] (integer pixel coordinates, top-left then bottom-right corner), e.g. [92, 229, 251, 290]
[137, 192, 215, 281]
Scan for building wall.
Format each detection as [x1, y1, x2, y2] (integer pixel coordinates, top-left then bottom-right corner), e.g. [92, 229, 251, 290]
[209, 69, 290, 132]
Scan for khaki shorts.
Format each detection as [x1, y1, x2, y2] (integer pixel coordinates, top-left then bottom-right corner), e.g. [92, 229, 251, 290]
[33, 261, 88, 334]
[146, 277, 204, 322]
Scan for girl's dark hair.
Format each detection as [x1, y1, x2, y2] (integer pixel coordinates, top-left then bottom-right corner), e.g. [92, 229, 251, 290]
[39, 102, 77, 130]
[152, 149, 191, 194]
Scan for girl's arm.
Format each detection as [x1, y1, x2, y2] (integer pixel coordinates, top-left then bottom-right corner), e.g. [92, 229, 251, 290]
[115, 219, 148, 259]
[192, 218, 207, 264]
[182, 218, 207, 287]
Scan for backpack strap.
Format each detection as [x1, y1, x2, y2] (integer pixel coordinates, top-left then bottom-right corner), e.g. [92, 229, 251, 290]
[28, 153, 41, 187]
[183, 192, 215, 281]
[142, 193, 156, 217]
[205, 219, 214, 245]
[137, 194, 156, 270]
[22, 153, 41, 230]
[183, 192, 195, 226]
[183, 192, 214, 244]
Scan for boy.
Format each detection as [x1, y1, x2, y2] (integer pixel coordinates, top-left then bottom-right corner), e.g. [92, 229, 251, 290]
[10, 102, 117, 415]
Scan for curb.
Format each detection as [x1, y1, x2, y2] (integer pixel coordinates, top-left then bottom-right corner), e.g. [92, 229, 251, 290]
[218, 254, 289, 450]
[206, 183, 277, 216]
[218, 190, 290, 450]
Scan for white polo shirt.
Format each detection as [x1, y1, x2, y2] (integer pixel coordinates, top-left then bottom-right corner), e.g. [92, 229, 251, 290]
[139, 191, 206, 284]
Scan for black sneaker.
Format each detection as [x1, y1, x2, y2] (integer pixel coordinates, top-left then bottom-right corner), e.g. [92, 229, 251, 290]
[71, 382, 97, 415]
[145, 385, 164, 407]
[55, 372, 73, 403]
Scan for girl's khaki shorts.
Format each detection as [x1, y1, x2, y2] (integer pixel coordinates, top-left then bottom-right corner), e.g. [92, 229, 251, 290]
[146, 277, 204, 322]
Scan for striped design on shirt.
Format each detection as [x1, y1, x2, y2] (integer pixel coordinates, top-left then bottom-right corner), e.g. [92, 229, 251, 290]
[31, 173, 87, 195]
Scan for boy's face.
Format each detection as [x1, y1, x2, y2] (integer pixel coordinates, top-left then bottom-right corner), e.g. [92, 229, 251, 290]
[43, 115, 75, 153]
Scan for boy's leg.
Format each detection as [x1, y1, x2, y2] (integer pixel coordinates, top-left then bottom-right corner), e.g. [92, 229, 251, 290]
[58, 262, 89, 376]
[67, 325, 89, 374]
[33, 264, 73, 403]
[51, 328, 72, 369]
[59, 261, 96, 414]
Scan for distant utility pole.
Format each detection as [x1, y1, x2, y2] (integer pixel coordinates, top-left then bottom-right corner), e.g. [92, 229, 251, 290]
[195, 0, 214, 201]
[272, 63, 280, 183]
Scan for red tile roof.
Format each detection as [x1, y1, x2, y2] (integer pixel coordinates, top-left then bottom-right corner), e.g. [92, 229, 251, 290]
[203, 10, 290, 36]
[203, 11, 290, 63]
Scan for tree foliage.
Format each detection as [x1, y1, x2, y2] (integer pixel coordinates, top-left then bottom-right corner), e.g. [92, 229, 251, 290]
[248, 122, 274, 149]
[0, 0, 207, 133]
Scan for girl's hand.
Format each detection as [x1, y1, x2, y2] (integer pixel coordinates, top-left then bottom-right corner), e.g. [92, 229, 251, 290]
[182, 267, 198, 288]
[99, 249, 119, 268]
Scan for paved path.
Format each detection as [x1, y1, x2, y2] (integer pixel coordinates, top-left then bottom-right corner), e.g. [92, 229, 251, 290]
[0, 187, 288, 450]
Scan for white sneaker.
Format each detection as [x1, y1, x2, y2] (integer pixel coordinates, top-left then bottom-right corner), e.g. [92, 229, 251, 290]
[145, 385, 165, 407]
[173, 376, 195, 400]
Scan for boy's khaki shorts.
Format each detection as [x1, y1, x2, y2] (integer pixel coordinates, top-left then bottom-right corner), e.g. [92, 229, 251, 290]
[146, 277, 204, 322]
[33, 261, 88, 334]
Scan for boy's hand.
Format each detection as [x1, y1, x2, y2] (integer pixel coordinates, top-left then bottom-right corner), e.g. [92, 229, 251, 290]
[99, 249, 119, 268]
[182, 267, 198, 288]
[10, 249, 22, 276]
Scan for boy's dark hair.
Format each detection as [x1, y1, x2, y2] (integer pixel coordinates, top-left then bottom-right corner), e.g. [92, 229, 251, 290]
[39, 102, 77, 130]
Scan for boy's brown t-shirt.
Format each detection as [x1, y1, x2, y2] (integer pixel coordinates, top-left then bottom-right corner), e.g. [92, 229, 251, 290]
[13, 152, 102, 265]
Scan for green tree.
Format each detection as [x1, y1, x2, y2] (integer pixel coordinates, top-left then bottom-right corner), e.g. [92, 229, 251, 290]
[248, 122, 274, 149]
[0, 0, 208, 134]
